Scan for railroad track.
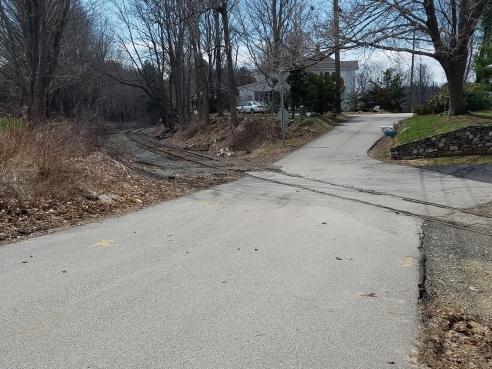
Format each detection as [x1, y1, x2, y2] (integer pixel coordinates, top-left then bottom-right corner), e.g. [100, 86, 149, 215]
[126, 129, 220, 169]
[268, 168, 492, 217]
[121, 129, 492, 237]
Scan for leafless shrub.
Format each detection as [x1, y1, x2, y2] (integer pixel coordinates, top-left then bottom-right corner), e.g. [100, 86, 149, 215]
[0, 121, 92, 209]
[178, 122, 208, 140]
[230, 118, 279, 150]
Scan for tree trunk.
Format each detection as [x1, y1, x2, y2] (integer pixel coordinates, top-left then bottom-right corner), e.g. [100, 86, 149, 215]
[442, 59, 468, 115]
[220, 6, 238, 126]
[214, 10, 223, 117]
[333, 0, 342, 114]
[29, 81, 47, 122]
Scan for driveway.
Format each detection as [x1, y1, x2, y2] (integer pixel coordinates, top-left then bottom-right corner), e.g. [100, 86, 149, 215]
[1, 114, 491, 369]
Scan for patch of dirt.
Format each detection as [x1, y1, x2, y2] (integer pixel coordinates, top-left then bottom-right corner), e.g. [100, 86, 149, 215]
[163, 114, 335, 168]
[0, 122, 232, 245]
[367, 135, 394, 161]
[417, 304, 492, 369]
[0, 152, 228, 244]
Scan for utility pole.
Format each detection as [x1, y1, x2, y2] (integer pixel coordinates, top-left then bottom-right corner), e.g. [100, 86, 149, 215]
[333, 0, 342, 114]
[418, 63, 423, 106]
[274, 72, 290, 147]
[409, 30, 416, 112]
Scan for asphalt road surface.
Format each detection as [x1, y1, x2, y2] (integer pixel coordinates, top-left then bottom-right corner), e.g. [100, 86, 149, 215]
[2, 114, 492, 369]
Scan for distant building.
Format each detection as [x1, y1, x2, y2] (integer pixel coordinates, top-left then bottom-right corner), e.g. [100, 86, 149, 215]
[237, 56, 359, 110]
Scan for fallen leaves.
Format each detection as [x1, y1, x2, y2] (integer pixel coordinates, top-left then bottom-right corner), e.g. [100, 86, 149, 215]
[1, 153, 227, 244]
[417, 306, 492, 369]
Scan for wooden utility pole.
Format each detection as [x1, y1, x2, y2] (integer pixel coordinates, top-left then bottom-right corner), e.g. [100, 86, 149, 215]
[333, 0, 342, 114]
[409, 30, 416, 112]
[418, 63, 423, 106]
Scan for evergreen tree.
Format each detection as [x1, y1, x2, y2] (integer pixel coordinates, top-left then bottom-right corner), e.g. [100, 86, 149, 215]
[287, 67, 309, 117]
[369, 69, 406, 112]
[475, 5, 492, 90]
[304, 73, 337, 114]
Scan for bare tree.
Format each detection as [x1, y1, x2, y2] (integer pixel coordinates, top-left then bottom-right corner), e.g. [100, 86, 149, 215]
[188, 0, 210, 124]
[213, 9, 224, 116]
[240, 0, 314, 80]
[340, 0, 492, 115]
[209, 0, 238, 126]
[0, 0, 72, 122]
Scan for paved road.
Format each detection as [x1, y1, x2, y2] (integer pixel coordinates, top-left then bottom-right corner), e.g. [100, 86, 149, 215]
[2, 114, 492, 369]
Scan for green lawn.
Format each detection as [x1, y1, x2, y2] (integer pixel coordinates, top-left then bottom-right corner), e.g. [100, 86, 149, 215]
[396, 114, 492, 145]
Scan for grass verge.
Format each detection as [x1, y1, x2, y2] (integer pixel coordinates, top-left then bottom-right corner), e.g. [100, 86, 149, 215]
[396, 114, 492, 146]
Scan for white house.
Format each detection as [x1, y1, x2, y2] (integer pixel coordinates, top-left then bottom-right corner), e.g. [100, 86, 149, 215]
[237, 56, 359, 110]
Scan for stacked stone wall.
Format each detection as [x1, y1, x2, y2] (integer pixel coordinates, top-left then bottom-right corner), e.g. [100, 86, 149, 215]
[390, 126, 492, 160]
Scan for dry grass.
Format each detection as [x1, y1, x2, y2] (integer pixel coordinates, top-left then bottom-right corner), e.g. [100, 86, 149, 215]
[0, 121, 225, 243]
[168, 115, 332, 157]
[230, 118, 280, 151]
[0, 123, 88, 208]
[1, 121, 91, 207]
[0, 114, 334, 243]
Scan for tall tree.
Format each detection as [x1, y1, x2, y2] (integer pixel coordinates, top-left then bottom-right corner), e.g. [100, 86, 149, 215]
[340, 0, 492, 116]
[0, 0, 72, 122]
[240, 0, 313, 84]
[475, 3, 492, 90]
[369, 68, 406, 113]
[287, 66, 308, 118]
[210, 0, 238, 126]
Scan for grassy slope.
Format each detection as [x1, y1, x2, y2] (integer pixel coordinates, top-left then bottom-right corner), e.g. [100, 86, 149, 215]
[397, 114, 492, 146]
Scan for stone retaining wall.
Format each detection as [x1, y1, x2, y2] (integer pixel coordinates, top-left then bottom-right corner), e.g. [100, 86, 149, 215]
[390, 125, 492, 160]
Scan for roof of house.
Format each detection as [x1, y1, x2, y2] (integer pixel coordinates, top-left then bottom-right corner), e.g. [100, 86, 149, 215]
[237, 80, 271, 92]
[304, 56, 359, 71]
[237, 56, 359, 91]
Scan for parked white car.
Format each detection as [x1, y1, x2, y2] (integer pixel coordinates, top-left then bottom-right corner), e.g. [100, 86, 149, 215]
[236, 101, 265, 113]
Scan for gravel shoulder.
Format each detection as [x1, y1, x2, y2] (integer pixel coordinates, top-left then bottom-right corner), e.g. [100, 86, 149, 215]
[368, 130, 492, 369]
[417, 222, 492, 369]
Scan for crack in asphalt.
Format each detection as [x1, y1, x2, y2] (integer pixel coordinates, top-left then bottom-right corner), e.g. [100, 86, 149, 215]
[264, 168, 490, 216]
[246, 172, 492, 238]
[119, 128, 492, 237]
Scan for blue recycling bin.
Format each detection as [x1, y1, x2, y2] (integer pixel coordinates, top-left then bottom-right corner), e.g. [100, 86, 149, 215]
[381, 126, 397, 138]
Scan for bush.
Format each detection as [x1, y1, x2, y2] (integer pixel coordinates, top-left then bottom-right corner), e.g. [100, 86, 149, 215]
[415, 83, 492, 115]
[464, 83, 492, 111]
[0, 122, 91, 208]
[412, 105, 433, 115]
[424, 93, 449, 114]
[230, 118, 278, 151]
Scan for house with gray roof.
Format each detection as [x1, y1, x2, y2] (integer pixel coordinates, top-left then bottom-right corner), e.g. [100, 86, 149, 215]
[237, 56, 359, 110]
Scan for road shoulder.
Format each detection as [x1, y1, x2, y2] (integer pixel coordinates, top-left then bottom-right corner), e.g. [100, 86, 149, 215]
[417, 222, 492, 369]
